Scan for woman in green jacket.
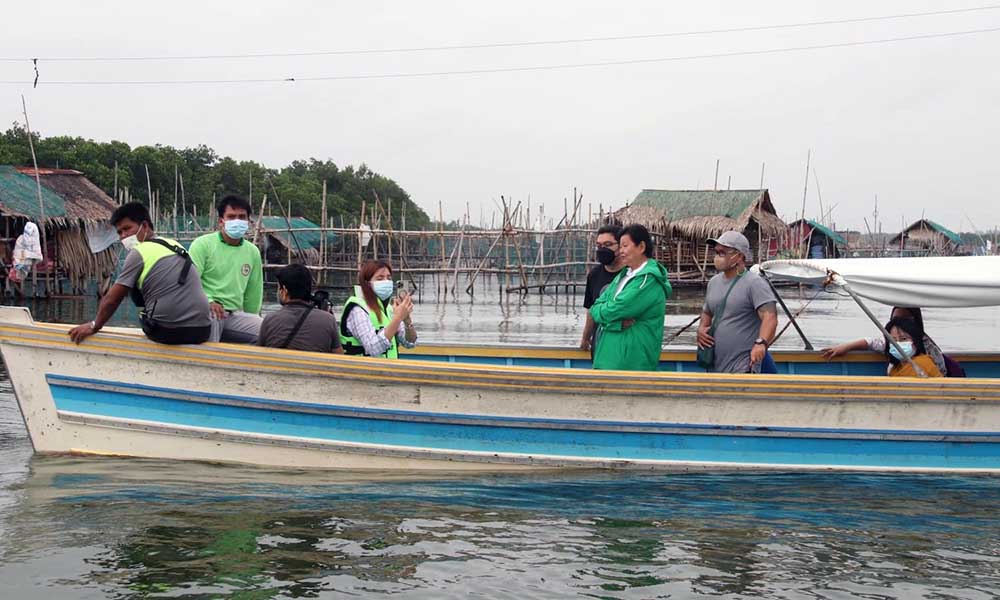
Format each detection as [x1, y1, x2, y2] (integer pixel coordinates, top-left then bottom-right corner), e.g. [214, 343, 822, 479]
[589, 224, 672, 371]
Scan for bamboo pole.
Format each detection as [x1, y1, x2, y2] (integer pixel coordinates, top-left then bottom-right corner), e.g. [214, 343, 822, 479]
[20, 95, 49, 296]
[451, 211, 468, 295]
[320, 180, 327, 285]
[264, 225, 595, 237]
[438, 201, 445, 294]
[252, 194, 268, 246]
[371, 205, 378, 260]
[173, 165, 179, 237]
[509, 220, 531, 295]
[145, 165, 154, 226]
[179, 173, 187, 229]
[357, 200, 366, 268]
[799, 149, 811, 255]
[503, 199, 510, 293]
[270, 261, 591, 274]
[400, 201, 407, 287]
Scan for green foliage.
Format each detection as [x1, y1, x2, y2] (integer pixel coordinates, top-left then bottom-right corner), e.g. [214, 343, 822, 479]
[0, 124, 430, 229]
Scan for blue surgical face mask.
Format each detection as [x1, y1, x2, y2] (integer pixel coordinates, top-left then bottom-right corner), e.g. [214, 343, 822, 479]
[889, 340, 914, 361]
[372, 280, 394, 301]
[224, 219, 249, 240]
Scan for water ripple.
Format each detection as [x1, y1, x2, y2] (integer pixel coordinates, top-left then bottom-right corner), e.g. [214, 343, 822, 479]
[0, 455, 997, 598]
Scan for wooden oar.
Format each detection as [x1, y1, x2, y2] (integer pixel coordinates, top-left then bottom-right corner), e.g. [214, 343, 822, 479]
[663, 314, 702, 347]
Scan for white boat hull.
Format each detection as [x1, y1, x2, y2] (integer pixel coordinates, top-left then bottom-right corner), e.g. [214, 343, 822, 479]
[2, 307, 999, 473]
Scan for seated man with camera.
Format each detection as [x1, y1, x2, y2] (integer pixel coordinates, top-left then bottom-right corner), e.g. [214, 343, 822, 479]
[258, 263, 344, 353]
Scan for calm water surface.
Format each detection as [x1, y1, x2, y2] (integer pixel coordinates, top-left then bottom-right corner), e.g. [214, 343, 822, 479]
[1, 289, 999, 598]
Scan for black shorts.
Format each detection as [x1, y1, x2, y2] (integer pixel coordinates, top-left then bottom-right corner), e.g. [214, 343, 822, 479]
[141, 318, 211, 345]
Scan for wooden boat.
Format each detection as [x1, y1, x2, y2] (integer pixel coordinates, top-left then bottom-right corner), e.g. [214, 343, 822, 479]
[1, 256, 999, 473]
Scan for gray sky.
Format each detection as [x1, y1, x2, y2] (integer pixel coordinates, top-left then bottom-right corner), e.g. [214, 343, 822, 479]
[2, 0, 998, 232]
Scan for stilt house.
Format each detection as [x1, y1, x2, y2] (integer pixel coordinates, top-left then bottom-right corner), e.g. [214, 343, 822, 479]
[611, 189, 788, 283]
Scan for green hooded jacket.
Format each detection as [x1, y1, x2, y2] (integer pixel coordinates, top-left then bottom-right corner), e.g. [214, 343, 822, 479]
[589, 259, 672, 371]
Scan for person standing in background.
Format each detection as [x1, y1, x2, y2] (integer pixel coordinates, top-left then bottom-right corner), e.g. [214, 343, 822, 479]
[580, 224, 625, 356]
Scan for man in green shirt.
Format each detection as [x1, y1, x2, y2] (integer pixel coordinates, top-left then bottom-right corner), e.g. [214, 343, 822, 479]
[189, 195, 264, 343]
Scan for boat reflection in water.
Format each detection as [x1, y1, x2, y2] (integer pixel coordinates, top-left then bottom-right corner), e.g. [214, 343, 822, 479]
[2, 455, 998, 597]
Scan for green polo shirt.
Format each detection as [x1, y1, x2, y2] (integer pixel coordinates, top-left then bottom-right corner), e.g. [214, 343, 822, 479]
[188, 232, 263, 314]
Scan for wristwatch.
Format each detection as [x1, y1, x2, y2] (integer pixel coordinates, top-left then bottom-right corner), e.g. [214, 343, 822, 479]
[754, 337, 768, 347]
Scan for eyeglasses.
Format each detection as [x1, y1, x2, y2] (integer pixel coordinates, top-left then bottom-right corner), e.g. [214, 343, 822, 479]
[714, 248, 737, 257]
[596, 242, 619, 249]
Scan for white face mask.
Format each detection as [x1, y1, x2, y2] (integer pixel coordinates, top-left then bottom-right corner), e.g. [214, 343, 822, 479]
[121, 234, 139, 251]
[371, 279, 394, 301]
[120, 223, 147, 251]
[889, 340, 915, 361]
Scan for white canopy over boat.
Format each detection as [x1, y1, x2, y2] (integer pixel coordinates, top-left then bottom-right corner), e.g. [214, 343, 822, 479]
[758, 256, 1000, 308]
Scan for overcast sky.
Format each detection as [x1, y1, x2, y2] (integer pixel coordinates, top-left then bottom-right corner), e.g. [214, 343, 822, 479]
[2, 1, 998, 232]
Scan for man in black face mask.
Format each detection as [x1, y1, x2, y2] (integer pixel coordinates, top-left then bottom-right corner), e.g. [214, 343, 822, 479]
[581, 224, 624, 354]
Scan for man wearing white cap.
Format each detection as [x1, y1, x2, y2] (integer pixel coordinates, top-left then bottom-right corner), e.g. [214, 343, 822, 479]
[696, 231, 778, 373]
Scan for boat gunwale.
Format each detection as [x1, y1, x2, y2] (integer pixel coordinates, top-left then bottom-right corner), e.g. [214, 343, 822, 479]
[4, 323, 1000, 401]
[17, 318, 1000, 362]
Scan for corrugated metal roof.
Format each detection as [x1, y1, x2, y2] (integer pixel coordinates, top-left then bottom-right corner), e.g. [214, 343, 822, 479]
[16, 168, 116, 222]
[631, 189, 768, 220]
[259, 216, 326, 249]
[790, 219, 848, 246]
[923, 220, 963, 245]
[0, 166, 67, 220]
[891, 219, 964, 245]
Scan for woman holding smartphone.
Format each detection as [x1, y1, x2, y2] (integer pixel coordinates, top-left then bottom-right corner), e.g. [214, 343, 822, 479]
[339, 259, 418, 358]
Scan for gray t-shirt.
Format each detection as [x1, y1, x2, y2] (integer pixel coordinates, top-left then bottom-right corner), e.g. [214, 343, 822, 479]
[703, 271, 776, 373]
[258, 303, 342, 352]
[116, 244, 211, 328]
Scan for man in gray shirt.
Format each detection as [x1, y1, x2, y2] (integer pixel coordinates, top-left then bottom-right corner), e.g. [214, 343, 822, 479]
[697, 231, 778, 373]
[69, 202, 211, 345]
[258, 264, 344, 353]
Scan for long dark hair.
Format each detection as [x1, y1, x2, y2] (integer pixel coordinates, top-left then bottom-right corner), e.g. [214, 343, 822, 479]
[891, 306, 925, 332]
[884, 316, 927, 366]
[358, 259, 392, 320]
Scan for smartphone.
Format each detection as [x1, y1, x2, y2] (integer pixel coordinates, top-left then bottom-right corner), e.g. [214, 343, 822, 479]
[396, 281, 409, 301]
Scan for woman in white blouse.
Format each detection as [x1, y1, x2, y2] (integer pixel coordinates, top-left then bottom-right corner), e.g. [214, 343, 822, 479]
[339, 260, 417, 358]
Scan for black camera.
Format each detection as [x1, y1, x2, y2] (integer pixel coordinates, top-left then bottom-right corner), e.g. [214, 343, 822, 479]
[311, 290, 332, 313]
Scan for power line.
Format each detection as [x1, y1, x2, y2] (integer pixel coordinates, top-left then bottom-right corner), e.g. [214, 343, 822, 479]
[1, 4, 998, 62]
[2, 26, 997, 86]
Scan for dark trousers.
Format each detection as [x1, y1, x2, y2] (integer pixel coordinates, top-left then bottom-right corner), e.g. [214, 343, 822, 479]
[760, 351, 778, 374]
[141, 318, 212, 345]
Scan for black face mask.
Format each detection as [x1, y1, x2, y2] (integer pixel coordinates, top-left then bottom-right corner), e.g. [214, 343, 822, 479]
[596, 247, 616, 266]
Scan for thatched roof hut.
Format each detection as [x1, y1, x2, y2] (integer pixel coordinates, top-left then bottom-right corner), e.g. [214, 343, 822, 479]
[888, 219, 964, 256]
[0, 166, 67, 223]
[609, 189, 789, 282]
[616, 189, 787, 240]
[1, 167, 119, 295]
[18, 168, 117, 222]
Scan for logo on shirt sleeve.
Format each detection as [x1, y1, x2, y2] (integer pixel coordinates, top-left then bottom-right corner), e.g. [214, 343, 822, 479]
[241, 263, 251, 277]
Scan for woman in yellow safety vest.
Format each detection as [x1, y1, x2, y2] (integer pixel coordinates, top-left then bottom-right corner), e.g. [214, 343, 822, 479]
[339, 259, 417, 358]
